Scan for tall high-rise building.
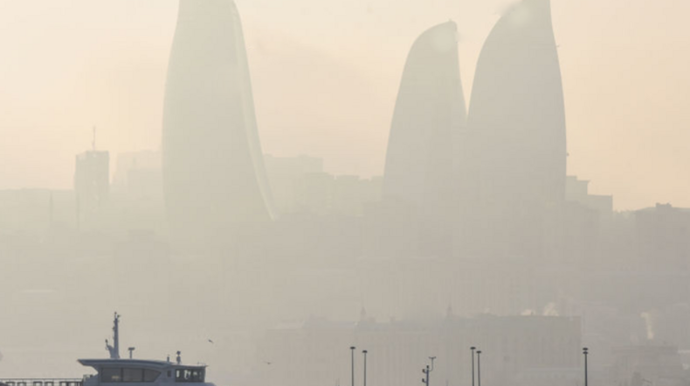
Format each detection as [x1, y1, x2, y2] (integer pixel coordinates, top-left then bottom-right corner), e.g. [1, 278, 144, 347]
[466, 0, 566, 261]
[74, 150, 110, 210]
[382, 21, 467, 257]
[162, 0, 274, 247]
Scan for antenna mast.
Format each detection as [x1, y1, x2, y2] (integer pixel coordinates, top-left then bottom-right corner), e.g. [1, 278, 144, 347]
[113, 312, 121, 359]
[92, 126, 97, 152]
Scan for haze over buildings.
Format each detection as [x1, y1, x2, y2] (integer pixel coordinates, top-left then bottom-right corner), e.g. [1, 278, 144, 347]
[2, 0, 690, 209]
[1, 1, 690, 386]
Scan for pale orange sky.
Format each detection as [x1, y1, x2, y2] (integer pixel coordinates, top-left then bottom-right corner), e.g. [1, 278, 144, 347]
[0, 0, 689, 210]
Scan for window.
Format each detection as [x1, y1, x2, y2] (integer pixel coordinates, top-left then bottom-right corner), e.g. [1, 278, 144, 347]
[102, 368, 122, 382]
[101, 368, 160, 383]
[176, 368, 205, 383]
[123, 369, 143, 383]
[144, 370, 161, 382]
[190, 370, 204, 382]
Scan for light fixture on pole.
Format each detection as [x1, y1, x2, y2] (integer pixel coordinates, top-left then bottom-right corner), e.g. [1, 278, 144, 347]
[363, 350, 368, 386]
[422, 356, 436, 386]
[350, 346, 356, 386]
[470, 347, 476, 386]
[583, 347, 589, 386]
[476, 350, 482, 386]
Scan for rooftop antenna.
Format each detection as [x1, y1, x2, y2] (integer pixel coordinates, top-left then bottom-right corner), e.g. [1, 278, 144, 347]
[128, 347, 136, 359]
[112, 312, 121, 359]
[92, 126, 97, 152]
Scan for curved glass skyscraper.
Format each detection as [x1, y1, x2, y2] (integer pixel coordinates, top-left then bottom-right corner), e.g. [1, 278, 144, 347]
[467, 0, 566, 261]
[162, 0, 274, 248]
[469, 0, 566, 207]
[383, 21, 467, 257]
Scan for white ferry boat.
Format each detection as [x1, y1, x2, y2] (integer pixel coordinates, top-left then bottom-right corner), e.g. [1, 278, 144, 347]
[0, 313, 215, 386]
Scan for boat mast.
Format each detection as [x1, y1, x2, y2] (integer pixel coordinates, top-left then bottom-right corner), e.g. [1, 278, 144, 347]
[113, 312, 121, 359]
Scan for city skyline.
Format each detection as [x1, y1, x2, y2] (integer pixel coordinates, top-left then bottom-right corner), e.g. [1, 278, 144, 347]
[2, 1, 690, 384]
[1, 0, 690, 210]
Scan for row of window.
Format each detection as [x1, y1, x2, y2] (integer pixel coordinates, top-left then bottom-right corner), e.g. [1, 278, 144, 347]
[1, 382, 81, 386]
[101, 369, 161, 383]
[175, 369, 205, 383]
[99, 368, 204, 384]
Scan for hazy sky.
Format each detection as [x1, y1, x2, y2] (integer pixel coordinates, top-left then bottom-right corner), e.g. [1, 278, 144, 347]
[0, 0, 689, 210]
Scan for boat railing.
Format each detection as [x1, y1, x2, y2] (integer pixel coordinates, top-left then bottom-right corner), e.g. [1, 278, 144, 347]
[0, 378, 84, 386]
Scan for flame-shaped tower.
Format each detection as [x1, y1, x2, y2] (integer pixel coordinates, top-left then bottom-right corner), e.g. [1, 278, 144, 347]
[383, 21, 467, 257]
[162, 0, 274, 247]
[469, 0, 566, 208]
[467, 0, 566, 260]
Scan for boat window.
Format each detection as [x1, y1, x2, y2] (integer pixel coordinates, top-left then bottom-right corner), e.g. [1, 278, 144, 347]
[102, 368, 161, 383]
[102, 368, 123, 382]
[176, 369, 190, 382]
[123, 369, 144, 383]
[144, 370, 161, 382]
[175, 369, 205, 383]
[191, 370, 204, 382]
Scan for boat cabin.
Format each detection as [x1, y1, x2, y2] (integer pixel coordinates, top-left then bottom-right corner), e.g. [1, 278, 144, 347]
[77, 313, 213, 386]
[78, 359, 211, 386]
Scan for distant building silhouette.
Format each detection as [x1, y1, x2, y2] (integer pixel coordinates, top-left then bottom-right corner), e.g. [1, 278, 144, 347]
[566, 176, 613, 217]
[465, 0, 566, 261]
[74, 150, 109, 211]
[162, 0, 274, 248]
[264, 155, 324, 215]
[381, 21, 467, 258]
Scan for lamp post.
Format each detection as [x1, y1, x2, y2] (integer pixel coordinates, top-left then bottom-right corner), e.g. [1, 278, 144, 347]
[583, 347, 589, 386]
[363, 350, 368, 386]
[422, 356, 436, 386]
[470, 347, 476, 386]
[476, 350, 482, 386]
[350, 346, 356, 386]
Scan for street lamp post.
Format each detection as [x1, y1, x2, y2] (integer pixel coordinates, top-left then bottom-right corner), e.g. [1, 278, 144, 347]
[470, 347, 476, 386]
[351, 346, 356, 386]
[422, 357, 436, 386]
[476, 350, 482, 386]
[363, 350, 368, 386]
[583, 347, 589, 386]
